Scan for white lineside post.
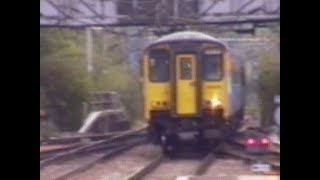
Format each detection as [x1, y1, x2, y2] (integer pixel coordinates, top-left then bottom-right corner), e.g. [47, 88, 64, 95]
[86, 28, 93, 73]
[274, 95, 280, 127]
[271, 95, 280, 142]
[173, 0, 179, 18]
[82, 102, 88, 122]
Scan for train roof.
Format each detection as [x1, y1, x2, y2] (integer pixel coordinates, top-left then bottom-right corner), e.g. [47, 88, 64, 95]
[148, 31, 227, 48]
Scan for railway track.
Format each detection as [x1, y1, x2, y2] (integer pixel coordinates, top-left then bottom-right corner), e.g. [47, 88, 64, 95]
[40, 127, 279, 179]
[62, 144, 163, 180]
[125, 153, 218, 179]
[41, 153, 108, 180]
[40, 130, 143, 145]
[228, 137, 280, 155]
[219, 144, 280, 170]
[41, 127, 155, 180]
[40, 142, 89, 160]
[223, 130, 280, 172]
[230, 128, 280, 155]
[125, 137, 280, 180]
[124, 154, 164, 180]
[40, 127, 147, 169]
[52, 141, 143, 180]
[40, 131, 138, 160]
[124, 145, 220, 180]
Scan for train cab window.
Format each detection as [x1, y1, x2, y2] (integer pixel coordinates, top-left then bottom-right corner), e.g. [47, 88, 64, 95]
[149, 50, 170, 82]
[202, 49, 223, 81]
[180, 58, 192, 80]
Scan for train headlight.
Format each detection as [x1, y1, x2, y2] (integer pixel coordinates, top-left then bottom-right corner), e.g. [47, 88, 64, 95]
[205, 99, 222, 109]
[205, 98, 223, 118]
[210, 98, 222, 108]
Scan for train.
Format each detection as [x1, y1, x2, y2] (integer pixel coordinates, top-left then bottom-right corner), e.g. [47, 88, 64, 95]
[141, 31, 245, 154]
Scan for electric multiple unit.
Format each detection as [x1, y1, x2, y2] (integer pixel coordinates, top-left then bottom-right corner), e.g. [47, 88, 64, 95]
[141, 31, 245, 153]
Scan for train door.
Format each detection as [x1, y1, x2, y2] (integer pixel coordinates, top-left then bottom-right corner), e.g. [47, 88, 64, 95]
[175, 54, 198, 115]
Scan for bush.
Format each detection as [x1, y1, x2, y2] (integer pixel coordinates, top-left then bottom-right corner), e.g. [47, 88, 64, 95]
[40, 29, 143, 131]
[40, 29, 91, 130]
[90, 31, 143, 123]
[92, 62, 143, 123]
[257, 52, 280, 127]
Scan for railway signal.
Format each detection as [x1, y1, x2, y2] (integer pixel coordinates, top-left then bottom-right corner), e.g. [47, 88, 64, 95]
[245, 137, 271, 154]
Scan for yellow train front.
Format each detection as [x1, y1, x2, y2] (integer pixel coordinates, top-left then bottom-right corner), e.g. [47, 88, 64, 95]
[142, 31, 245, 152]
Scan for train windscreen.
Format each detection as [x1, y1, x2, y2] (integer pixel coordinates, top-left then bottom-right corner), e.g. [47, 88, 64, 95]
[202, 49, 223, 81]
[149, 49, 170, 82]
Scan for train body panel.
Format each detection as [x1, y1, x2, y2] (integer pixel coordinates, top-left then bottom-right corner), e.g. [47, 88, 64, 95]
[144, 83, 170, 117]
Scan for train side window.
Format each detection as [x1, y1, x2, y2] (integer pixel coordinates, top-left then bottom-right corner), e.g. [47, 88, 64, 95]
[149, 50, 170, 82]
[180, 58, 192, 80]
[202, 51, 223, 81]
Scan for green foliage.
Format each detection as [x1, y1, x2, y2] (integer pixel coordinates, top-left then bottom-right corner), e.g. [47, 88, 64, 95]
[93, 65, 143, 122]
[90, 31, 142, 122]
[257, 51, 280, 127]
[40, 28, 142, 131]
[40, 29, 91, 130]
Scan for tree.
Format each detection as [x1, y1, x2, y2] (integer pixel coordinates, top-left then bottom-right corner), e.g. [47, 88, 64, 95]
[257, 50, 280, 127]
[90, 30, 143, 122]
[40, 28, 143, 132]
[40, 29, 91, 130]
